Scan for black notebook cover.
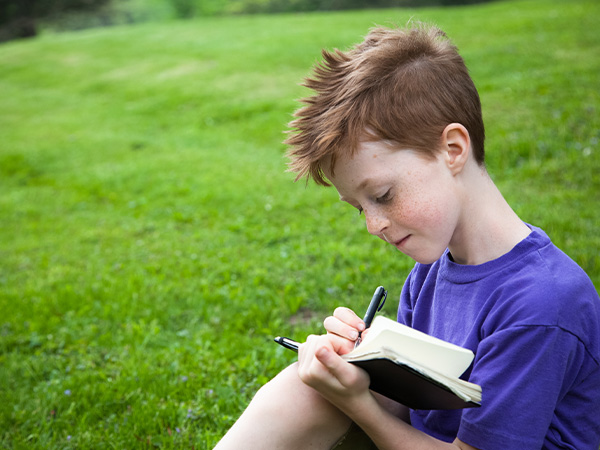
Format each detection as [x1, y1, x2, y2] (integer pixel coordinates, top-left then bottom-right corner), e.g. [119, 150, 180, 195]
[349, 358, 481, 410]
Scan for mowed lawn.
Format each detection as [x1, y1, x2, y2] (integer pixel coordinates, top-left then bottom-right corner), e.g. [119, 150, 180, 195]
[0, 0, 598, 447]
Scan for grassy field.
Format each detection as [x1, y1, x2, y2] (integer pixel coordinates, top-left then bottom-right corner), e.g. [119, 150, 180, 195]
[1, 0, 599, 448]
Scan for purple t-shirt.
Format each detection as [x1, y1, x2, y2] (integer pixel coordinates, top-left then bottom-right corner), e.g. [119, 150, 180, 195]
[398, 225, 600, 449]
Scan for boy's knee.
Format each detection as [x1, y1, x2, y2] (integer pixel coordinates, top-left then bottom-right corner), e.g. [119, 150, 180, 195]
[254, 363, 322, 408]
[253, 363, 350, 427]
[219, 363, 352, 450]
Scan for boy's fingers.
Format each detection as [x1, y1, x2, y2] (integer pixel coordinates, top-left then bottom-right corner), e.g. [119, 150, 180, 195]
[315, 346, 337, 369]
[298, 335, 370, 401]
[314, 343, 370, 391]
[325, 307, 365, 337]
[301, 335, 345, 374]
[333, 307, 365, 329]
[323, 315, 361, 342]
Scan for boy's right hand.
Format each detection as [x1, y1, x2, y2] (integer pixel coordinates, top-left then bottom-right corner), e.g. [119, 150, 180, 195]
[323, 307, 365, 355]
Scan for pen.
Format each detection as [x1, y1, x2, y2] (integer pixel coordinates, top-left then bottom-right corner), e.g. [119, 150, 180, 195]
[355, 285, 387, 348]
[273, 336, 300, 352]
[274, 286, 387, 352]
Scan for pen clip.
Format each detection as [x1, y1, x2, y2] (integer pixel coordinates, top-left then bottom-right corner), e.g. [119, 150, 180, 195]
[377, 289, 388, 312]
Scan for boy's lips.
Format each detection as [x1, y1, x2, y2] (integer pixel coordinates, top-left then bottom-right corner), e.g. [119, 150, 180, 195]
[394, 235, 410, 249]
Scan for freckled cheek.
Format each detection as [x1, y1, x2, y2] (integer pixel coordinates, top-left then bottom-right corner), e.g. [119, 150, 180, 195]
[392, 194, 447, 227]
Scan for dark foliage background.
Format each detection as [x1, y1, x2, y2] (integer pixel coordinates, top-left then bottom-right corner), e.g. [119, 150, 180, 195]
[0, 0, 497, 42]
[0, 0, 112, 40]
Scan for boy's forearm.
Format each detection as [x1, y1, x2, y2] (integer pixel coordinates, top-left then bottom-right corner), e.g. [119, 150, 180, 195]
[371, 391, 411, 424]
[341, 392, 475, 450]
[298, 335, 476, 449]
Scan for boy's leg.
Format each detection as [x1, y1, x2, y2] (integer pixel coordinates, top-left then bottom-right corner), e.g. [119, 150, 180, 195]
[214, 362, 353, 450]
[331, 423, 378, 450]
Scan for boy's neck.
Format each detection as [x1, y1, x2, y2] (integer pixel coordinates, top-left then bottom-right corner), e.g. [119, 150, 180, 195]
[448, 167, 531, 266]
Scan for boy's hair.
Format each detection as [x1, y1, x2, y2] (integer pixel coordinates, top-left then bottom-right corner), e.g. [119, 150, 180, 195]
[285, 23, 485, 186]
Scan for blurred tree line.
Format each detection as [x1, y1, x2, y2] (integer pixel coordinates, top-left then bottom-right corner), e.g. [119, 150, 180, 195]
[0, 0, 112, 41]
[0, 0, 495, 42]
[224, 0, 491, 14]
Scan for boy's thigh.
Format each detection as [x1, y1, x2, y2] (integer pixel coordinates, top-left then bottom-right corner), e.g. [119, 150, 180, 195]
[331, 423, 378, 450]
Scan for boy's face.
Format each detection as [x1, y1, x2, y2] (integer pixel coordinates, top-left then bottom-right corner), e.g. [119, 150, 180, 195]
[325, 141, 462, 265]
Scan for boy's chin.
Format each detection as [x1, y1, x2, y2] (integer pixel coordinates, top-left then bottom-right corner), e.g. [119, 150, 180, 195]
[400, 249, 445, 265]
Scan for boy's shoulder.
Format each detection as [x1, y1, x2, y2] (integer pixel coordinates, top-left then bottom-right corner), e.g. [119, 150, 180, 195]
[410, 225, 594, 297]
[404, 225, 600, 352]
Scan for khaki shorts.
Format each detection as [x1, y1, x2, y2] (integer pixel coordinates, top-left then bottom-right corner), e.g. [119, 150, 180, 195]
[331, 423, 378, 450]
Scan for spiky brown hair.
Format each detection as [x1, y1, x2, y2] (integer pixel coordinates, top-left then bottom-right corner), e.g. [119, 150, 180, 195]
[285, 23, 485, 186]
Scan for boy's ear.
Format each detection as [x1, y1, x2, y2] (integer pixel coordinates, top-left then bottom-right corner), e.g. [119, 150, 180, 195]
[441, 123, 471, 176]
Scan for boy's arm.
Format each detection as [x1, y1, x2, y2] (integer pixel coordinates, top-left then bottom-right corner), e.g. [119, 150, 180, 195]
[372, 392, 411, 424]
[298, 334, 480, 450]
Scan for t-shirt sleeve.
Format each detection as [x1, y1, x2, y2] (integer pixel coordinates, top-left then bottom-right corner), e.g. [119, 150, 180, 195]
[397, 272, 413, 326]
[397, 264, 423, 326]
[458, 325, 588, 449]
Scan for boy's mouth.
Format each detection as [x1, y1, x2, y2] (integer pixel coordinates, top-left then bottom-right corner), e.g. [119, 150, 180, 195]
[394, 235, 410, 249]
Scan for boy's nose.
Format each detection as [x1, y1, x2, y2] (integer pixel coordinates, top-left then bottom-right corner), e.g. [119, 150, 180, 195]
[365, 210, 390, 238]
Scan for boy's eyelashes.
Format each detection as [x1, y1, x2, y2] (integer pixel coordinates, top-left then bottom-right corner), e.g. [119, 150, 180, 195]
[375, 189, 393, 204]
[349, 189, 393, 216]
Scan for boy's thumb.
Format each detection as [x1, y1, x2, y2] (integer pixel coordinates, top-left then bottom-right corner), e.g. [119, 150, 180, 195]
[316, 346, 342, 373]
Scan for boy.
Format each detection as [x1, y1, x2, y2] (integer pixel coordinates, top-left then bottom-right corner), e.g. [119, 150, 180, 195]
[215, 23, 600, 449]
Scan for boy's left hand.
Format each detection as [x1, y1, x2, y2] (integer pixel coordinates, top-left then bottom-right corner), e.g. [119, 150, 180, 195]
[297, 333, 371, 410]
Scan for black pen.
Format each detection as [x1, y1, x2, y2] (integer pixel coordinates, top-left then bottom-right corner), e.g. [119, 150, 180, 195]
[355, 285, 387, 348]
[274, 286, 387, 352]
[273, 336, 300, 352]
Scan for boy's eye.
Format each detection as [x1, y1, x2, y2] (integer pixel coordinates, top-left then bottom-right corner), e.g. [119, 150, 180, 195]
[376, 189, 393, 203]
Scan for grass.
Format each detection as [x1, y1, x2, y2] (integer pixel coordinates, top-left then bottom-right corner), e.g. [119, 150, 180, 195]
[0, 0, 599, 448]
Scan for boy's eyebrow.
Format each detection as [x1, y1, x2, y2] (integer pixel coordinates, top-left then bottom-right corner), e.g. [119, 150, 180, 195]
[339, 178, 375, 202]
[357, 178, 374, 190]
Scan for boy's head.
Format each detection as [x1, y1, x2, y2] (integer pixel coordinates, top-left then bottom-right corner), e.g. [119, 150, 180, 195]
[285, 23, 485, 186]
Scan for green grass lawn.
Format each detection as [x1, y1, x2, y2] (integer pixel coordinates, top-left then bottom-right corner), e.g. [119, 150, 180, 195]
[1, 0, 599, 448]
